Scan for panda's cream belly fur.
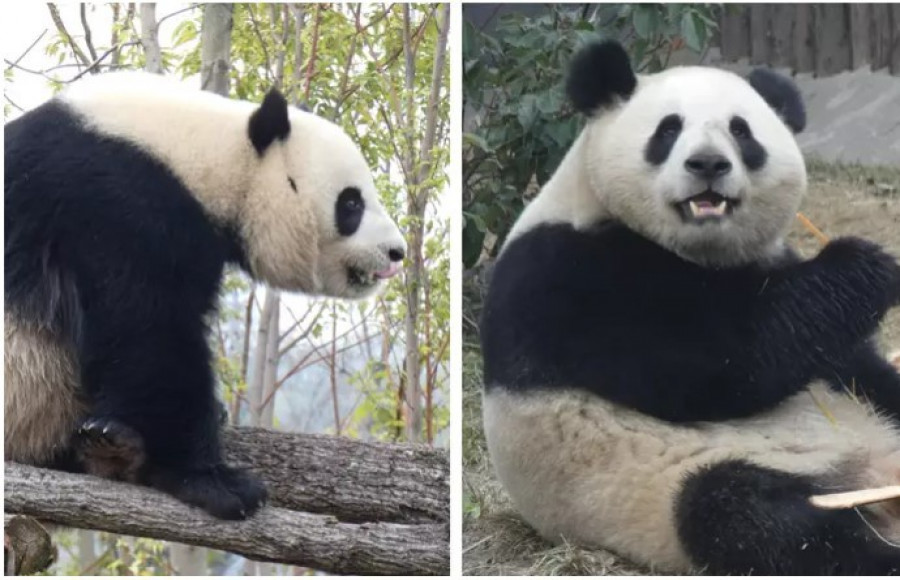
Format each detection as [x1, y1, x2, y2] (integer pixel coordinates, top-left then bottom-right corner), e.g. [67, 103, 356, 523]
[483, 384, 900, 572]
[4, 312, 84, 465]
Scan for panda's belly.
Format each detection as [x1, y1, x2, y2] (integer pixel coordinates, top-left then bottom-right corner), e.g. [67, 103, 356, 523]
[483, 384, 900, 572]
[4, 312, 84, 465]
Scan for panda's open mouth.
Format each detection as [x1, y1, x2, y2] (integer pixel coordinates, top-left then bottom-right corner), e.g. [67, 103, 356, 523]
[674, 191, 740, 223]
[347, 263, 401, 288]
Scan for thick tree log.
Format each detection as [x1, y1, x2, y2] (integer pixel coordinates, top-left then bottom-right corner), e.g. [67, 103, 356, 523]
[222, 427, 449, 523]
[5, 463, 449, 575]
[4, 515, 54, 575]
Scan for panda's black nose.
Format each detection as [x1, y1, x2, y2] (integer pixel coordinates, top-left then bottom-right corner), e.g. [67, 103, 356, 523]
[685, 153, 732, 179]
[388, 247, 405, 262]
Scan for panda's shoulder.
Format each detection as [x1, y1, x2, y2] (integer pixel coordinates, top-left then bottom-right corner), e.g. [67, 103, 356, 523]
[488, 221, 681, 310]
[497, 221, 669, 274]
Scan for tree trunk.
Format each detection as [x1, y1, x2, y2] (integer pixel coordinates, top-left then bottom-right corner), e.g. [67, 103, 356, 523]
[200, 3, 233, 94]
[249, 289, 278, 426]
[402, 4, 450, 444]
[260, 292, 280, 427]
[139, 4, 162, 74]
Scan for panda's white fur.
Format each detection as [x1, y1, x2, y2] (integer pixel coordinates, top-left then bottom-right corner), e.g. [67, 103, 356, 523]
[61, 72, 406, 298]
[509, 66, 806, 267]
[5, 313, 84, 465]
[4, 72, 405, 504]
[485, 385, 900, 571]
[483, 46, 900, 573]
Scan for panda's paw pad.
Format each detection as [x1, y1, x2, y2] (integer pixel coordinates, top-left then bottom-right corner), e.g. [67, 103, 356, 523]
[152, 465, 267, 520]
[75, 418, 146, 482]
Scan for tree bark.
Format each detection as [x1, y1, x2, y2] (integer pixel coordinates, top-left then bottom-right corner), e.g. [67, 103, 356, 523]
[222, 426, 449, 523]
[139, 4, 163, 74]
[200, 3, 233, 94]
[4, 515, 54, 575]
[5, 463, 448, 576]
[248, 290, 278, 426]
[260, 292, 280, 428]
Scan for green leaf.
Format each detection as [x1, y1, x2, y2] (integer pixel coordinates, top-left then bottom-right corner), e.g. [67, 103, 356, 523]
[517, 95, 537, 129]
[632, 6, 658, 40]
[681, 12, 704, 52]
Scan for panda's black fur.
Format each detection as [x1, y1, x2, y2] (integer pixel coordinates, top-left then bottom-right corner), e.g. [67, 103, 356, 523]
[483, 223, 900, 574]
[481, 40, 900, 575]
[484, 223, 900, 425]
[3, 93, 293, 519]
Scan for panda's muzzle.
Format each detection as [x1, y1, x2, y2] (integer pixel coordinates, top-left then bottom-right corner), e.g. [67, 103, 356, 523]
[674, 190, 741, 223]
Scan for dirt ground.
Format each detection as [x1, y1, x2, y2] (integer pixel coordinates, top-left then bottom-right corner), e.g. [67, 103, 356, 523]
[461, 159, 900, 576]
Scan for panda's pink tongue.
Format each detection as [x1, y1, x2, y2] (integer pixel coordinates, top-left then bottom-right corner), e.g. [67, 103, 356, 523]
[374, 262, 402, 279]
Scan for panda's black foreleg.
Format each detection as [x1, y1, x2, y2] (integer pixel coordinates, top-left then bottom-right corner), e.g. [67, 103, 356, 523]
[752, 237, 900, 374]
[676, 459, 900, 575]
[80, 318, 266, 520]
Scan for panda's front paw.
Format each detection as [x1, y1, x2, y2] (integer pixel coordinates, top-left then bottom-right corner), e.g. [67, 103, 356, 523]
[818, 237, 900, 308]
[75, 417, 146, 482]
[149, 464, 267, 520]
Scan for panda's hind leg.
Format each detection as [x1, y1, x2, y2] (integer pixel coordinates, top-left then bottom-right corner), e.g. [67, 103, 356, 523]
[676, 459, 900, 575]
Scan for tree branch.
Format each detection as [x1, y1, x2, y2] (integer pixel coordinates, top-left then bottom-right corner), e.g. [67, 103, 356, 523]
[4, 93, 25, 113]
[5, 462, 448, 575]
[303, 4, 322, 100]
[47, 4, 92, 68]
[79, 4, 98, 61]
[68, 41, 140, 83]
[5, 29, 47, 72]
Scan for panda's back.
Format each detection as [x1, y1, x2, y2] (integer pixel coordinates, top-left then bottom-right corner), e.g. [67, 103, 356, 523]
[4, 99, 236, 324]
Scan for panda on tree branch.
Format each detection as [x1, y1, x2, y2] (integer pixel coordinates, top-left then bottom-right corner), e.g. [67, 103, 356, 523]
[481, 40, 900, 575]
[4, 72, 406, 520]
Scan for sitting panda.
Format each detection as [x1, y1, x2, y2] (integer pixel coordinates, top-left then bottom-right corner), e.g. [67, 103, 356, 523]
[481, 40, 900, 574]
[5, 72, 406, 519]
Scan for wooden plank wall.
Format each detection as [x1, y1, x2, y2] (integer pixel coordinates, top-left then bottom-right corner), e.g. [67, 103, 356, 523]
[719, 4, 900, 76]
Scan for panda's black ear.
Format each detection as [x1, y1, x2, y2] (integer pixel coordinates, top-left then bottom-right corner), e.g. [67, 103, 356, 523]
[566, 40, 637, 115]
[747, 68, 806, 134]
[248, 89, 291, 155]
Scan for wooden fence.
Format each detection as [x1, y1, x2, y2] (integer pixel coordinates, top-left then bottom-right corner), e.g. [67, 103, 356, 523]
[719, 4, 900, 76]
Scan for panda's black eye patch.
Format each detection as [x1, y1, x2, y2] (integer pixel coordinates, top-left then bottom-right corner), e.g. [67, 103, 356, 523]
[287, 177, 297, 192]
[644, 114, 683, 166]
[729, 117, 751, 139]
[335, 187, 365, 236]
[729, 115, 767, 171]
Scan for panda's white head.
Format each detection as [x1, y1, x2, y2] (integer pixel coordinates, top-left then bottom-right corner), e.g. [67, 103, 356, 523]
[568, 41, 807, 266]
[59, 73, 405, 299]
[243, 90, 406, 299]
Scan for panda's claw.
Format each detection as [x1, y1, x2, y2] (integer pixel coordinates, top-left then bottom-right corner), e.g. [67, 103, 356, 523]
[74, 417, 146, 482]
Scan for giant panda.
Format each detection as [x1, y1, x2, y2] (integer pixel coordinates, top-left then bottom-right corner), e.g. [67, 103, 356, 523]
[481, 40, 900, 575]
[5, 72, 406, 519]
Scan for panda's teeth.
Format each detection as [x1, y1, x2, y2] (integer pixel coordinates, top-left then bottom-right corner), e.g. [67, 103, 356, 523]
[688, 200, 728, 217]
